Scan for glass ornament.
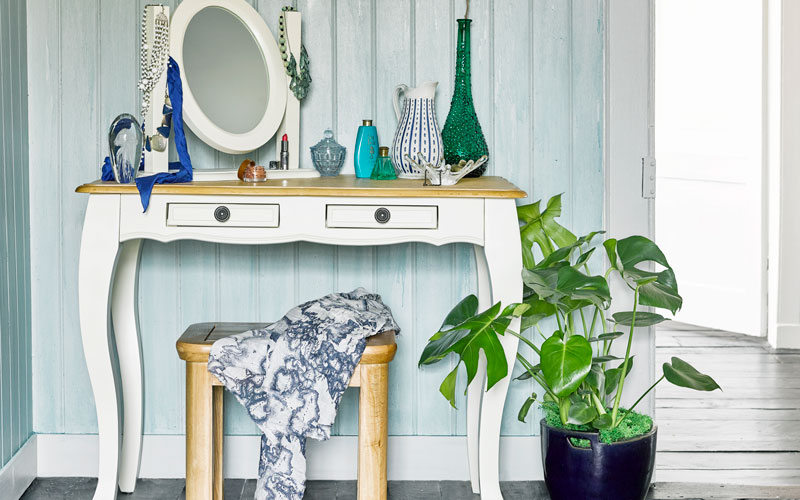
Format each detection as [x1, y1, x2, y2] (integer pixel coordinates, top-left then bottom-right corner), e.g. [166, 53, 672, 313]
[441, 18, 489, 178]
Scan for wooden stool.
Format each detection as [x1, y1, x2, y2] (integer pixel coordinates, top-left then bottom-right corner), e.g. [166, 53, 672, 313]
[176, 322, 397, 500]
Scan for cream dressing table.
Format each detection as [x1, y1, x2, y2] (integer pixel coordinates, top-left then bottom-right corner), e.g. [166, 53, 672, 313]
[76, 176, 524, 500]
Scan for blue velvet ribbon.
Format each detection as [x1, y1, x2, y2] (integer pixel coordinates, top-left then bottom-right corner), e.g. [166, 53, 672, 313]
[102, 57, 193, 211]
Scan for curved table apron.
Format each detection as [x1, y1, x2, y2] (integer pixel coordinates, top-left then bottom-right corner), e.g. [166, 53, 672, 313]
[76, 177, 524, 500]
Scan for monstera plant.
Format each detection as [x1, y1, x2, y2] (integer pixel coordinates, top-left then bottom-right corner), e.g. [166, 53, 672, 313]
[419, 194, 720, 500]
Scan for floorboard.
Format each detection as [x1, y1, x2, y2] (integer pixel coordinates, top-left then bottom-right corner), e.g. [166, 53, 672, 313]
[655, 321, 800, 485]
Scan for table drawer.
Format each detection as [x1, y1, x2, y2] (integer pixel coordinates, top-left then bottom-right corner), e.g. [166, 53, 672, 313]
[167, 203, 280, 228]
[326, 204, 438, 229]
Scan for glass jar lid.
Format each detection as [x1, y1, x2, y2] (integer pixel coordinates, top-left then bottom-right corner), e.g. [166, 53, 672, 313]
[310, 129, 345, 156]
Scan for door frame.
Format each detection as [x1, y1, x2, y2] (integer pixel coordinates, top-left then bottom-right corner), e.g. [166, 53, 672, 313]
[605, 0, 657, 413]
[766, 0, 800, 349]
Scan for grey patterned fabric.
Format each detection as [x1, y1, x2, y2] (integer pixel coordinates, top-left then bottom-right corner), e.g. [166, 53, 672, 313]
[207, 289, 399, 500]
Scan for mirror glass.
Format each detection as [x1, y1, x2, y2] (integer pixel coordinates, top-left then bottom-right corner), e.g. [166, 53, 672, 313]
[182, 7, 269, 135]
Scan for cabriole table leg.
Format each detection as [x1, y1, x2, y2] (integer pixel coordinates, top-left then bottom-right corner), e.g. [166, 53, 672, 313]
[112, 239, 143, 493]
[79, 195, 122, 500]
[478, 199, 523, 500]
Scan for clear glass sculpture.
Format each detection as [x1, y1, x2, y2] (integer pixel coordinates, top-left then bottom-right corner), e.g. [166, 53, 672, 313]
[108, 114, 143, 184]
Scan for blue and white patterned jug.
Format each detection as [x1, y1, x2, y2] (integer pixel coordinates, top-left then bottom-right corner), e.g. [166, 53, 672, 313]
[391, 81, 443, 179]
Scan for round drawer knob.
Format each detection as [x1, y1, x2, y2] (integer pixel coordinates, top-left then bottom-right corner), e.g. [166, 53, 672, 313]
[374, 207, 391, 224]
[214, 206, 230, 223]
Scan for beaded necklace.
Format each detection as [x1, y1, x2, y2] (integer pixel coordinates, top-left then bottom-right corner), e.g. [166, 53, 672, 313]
[279, 6, 311, 100]
[138, 5, 172, 153]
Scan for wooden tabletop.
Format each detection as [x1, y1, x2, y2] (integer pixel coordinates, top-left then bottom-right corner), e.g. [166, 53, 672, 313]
[75, 175, 526, 199]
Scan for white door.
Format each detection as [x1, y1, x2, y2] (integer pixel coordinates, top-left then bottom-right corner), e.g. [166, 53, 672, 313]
[655, 0, 765, 336]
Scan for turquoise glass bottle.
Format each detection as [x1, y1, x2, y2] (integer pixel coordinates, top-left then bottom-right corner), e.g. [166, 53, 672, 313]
[370, 146, 397, 180]
[354, 119, 379, 178]
[442, 18, 489, 177]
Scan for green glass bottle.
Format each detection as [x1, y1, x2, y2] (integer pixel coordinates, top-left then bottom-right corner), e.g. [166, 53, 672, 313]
[442, 18, 489, 178]
[370, 146, 397, 180]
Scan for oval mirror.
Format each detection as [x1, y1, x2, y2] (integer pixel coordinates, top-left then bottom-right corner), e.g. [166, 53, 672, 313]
[171, 0, 287, 154]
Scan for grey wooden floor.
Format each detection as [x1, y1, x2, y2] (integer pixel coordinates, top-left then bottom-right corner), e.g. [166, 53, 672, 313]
[20, 478, 800, 499]
[655, 321, 800, 485]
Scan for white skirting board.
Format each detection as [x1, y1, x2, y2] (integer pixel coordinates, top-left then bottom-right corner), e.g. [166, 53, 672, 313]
[36, 434, 544, 481]
[771, 324, 800, 349]
[0, 435, 37, 500]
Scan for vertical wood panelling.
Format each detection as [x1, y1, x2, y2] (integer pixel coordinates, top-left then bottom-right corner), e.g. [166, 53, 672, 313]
[60, 0, 100, 434]
[413, 0, 460, 436]
[493, 0, 535, 437]
[28, 1, 605, 439]
[1, 0, 11, 464]
[28, 0, 63, 435]
[0, 0, 32, 468]
[571, 0, 605, 237]
[330, 0, 376, 437]
[374, 0, 415, 437]
[532, 0, 572, 214]
[18, 0, 33, 458]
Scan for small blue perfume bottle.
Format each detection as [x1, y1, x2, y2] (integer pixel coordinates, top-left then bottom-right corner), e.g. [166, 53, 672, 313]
[354, 119, 379, 178]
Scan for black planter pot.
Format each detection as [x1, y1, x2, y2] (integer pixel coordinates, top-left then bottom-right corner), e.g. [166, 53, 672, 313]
[540, 419, 657, 500]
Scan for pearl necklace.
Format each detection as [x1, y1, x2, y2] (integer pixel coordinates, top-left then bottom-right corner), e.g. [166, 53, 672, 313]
[138, 5, 169, 120]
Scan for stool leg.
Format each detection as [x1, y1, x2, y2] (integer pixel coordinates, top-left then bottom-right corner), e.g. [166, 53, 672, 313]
[357, 363, 389, 500]
[186, 362, 214, 500]
[213, 386, 224, 500]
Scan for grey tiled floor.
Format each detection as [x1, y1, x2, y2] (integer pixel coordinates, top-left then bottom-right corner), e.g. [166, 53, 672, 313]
[20, 479, 800, 499]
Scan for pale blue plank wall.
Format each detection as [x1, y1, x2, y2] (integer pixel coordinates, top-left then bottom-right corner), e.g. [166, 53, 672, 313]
[0, 0, 32, 468]
[28, 0, 604, 437]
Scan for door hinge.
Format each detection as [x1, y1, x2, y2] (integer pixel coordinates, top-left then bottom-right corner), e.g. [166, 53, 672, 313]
[642, 157, 656, 199]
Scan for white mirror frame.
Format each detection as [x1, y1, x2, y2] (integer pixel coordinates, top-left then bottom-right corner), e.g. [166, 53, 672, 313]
[170, 0, 287, 155]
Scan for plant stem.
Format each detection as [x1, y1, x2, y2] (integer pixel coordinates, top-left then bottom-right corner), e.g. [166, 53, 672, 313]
[532, 373, 558, 401]
[590, 391, 607, 415]
[611, 286, 639, 426]
[509, 330, 540, 354]
[580, 308, 589, 338]
[517, 354, 558, 400]
[555, 310, 564, 333]
[598, 308, 611, 366]
[536, 324, 547, 341]
[616, 374, 664, 428]
[589, 308, 599, 337]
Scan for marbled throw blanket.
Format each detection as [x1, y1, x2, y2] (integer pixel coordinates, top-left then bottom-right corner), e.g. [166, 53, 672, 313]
[207, 289, 399, 500]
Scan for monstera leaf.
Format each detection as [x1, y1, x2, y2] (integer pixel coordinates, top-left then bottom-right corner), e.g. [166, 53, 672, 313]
[523, 263, 610, 312]
[663, 357, 721, 392]
[519, 295, 558, 332]
[612, 311, 666, 327]
[419, 296, 529, 408]
[517, 393, 538, 423]
[518, 194, 577, 268]
[540, 334, 593, 397]
[604, 236, 683, 314]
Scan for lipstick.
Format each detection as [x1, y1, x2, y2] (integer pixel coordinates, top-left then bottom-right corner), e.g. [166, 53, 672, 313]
[280, 134, 289, 170]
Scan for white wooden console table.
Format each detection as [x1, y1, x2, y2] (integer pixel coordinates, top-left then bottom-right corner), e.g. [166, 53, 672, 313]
[75, 176, 525, 500]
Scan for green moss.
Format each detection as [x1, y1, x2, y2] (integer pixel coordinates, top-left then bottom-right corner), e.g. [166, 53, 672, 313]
[569, 437, 592, 448]
[541, 402, 653, 447]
